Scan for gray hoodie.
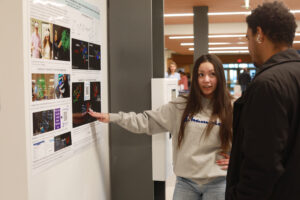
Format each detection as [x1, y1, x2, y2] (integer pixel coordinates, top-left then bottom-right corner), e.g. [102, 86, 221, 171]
[109, 96, 227, 185]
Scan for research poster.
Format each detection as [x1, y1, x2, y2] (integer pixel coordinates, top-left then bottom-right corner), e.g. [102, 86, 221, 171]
[28, 0, 103, 173]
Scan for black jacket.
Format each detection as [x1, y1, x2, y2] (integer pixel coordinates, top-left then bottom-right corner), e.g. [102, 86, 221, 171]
[226, 49, 300, 200]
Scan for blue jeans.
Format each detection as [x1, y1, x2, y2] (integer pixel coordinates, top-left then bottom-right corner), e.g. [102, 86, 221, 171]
[173, 176, 226, 200]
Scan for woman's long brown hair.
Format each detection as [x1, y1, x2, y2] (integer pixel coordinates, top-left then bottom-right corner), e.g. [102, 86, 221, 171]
[177, 54, 233, 152]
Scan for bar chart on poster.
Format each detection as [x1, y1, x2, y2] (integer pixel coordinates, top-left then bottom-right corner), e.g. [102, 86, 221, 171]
[28, 0, 106, 174]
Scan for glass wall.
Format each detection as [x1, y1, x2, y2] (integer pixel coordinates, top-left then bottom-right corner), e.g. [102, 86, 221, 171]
[223, 63, 256, 94]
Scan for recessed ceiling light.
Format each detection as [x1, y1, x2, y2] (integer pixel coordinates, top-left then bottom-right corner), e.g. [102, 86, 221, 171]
[164, 13, 193, 17]
[164, 10, 300, 17]
[209, 34, 246, 38]
[170, 34, 246, 39]
[244, 0, 250, 9]
[170, 33, 300, 40]
[169, 36, 194, 39]
[209, 50, 249, 54]
[180, 43, 194, 46]
[290, 10, 300, 14]
[164, 12, 250, 17]
[209, 42, 232, 45]
[188, 48, 249, 54]
[209, 47, 248, 50]
[208, 12, 251, 16]
[181, 42, 245, 46]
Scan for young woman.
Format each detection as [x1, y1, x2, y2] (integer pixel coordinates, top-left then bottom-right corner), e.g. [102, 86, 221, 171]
[42, 29, 52, 59]
[53, 30, 61, 60]
[89, 54, 233, 200]
[165, 60, 181, 81]
[31, 22, 41, 58]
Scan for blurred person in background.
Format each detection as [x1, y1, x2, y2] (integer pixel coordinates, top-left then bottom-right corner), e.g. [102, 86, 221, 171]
[238, 67, 251, 92]
[178, 70, 189, 92]
[166, 60, 181, 82]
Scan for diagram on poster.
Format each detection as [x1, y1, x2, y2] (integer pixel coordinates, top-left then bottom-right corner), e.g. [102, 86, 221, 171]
[28, 0, 103, 173]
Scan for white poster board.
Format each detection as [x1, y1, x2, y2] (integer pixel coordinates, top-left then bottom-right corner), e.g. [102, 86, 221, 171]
[28, 0, 105, 173]
[24, 0, 110, 199]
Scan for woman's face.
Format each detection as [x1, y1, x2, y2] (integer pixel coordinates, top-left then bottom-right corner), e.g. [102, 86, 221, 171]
[169, 64, 176, 73]
[197, 62, 217, 99]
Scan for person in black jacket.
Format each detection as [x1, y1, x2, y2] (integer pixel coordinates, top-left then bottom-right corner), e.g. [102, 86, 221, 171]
[226, 2, 300, 200]
[238, 68, 251, 92]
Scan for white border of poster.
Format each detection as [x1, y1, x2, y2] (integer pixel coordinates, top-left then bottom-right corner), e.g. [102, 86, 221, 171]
[27, 0, 104, 174]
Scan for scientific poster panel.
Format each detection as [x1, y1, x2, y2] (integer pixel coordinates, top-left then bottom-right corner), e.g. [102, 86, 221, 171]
[28, 0, 103, 173]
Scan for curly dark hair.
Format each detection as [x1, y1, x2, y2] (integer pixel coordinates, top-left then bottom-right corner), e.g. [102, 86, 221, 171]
[246, 1, 297, 46]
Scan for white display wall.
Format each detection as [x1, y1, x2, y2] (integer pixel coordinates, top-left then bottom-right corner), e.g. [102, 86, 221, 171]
[0, 0, 110, 199]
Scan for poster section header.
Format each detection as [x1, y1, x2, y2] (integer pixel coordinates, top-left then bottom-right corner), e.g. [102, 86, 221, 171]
[32, 0, 100, 19]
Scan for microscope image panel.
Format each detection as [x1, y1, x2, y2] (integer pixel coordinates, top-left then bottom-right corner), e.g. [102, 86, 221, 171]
[72, 38, 88, 70]
[88, 43, 101, 70]
[54, 132, 72, 152]
[33, 109, 54, 136]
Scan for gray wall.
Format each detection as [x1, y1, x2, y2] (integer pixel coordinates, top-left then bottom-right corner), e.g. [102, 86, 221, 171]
[108, 0, 162, 199]
[152, 0, 165, 78]
[193, 6, 208, 61]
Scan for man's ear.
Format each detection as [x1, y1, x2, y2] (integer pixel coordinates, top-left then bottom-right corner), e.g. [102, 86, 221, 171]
[256, 27, 264, 43]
